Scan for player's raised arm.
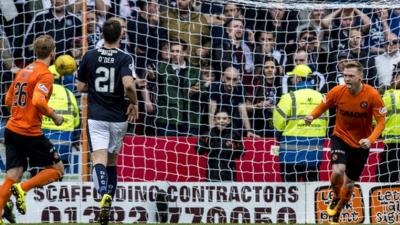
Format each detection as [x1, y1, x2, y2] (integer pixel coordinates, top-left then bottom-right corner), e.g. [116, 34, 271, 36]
[305, 85, 338, 125]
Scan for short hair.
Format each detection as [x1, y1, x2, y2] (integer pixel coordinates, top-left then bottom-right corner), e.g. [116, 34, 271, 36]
[298, 27, 317, 41]
[223, 18, 243, 28]
[341, 8, 354, 17]
[344, 61, 364, 74]
[349, 28, 361, 34]
[263, 56, 279, 66]
[102, 19, 121, 44]
[255, 31, 275, 42]
[263, 56, 281, 75]
[169, 38, 188, 51]
[33, 35, 55, 59]
[215, 109, 230, 116]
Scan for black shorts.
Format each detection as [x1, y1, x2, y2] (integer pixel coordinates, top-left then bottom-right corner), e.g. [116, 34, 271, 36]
[330, 135, 369, 181]
[4, 128, 61, 171]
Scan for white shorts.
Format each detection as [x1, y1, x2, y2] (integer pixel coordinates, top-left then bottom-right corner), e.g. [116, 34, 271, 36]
[87, 119, 128, 153]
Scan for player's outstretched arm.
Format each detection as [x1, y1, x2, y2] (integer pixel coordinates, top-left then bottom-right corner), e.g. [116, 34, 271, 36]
[306, 87, 338, 125]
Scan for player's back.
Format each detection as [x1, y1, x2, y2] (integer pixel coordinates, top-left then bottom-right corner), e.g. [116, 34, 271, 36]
[6, 61, 53, 136]
[78, 47, 135, 122]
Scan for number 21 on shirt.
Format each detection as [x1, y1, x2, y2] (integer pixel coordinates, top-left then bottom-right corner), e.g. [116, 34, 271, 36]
[95, 66, 115, 93]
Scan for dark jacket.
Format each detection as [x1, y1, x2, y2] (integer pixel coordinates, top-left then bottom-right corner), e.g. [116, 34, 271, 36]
[248, 77, 282, 137]
[127, 15, 167, 75]
[196, 127, 244, 181]
[23, 9, 82, 62]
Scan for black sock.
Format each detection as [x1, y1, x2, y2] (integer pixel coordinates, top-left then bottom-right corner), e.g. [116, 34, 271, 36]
[93, 164, 108, 195]
[107, 166, 117, 197]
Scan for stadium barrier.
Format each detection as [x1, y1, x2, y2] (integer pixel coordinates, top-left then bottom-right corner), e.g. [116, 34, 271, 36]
[18, 182, 398, 224]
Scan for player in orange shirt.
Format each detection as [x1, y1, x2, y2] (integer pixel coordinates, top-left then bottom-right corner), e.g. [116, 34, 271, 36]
[0, 35, 64, 225]
[305, 61, 386, 225]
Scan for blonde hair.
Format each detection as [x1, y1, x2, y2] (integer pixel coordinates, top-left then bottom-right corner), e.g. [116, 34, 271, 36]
[33, 35, 55, 59]
[344, 60, 363, 74]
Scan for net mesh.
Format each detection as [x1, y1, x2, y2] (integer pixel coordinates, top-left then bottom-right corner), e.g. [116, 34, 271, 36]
[1, 0, 400, 223]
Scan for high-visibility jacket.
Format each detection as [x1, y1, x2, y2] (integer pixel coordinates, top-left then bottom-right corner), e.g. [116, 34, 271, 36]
[382, 89, 400, 144]
[273, 88, 328, 165]
[42, 84, 80, 162]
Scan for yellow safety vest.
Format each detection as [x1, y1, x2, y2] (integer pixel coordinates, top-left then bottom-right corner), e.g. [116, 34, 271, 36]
[382, 89, 400, 143]
[273, 89, 328, 137]
[42, 84, 79, 131]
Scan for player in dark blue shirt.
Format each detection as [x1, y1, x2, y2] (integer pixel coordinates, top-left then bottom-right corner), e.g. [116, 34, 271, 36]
[77, 18, 138, 225]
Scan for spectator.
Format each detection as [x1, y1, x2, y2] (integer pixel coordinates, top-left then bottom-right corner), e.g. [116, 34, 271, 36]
[247, 57, 282, 137]
[145, 42, 171, 131]
[0, 28, 16, 72]
[187, 64, 216, 134]
[202, 2, 242, 27]
[0, 71, 12, 144]
[206, 2, 255, 48]
[389, 8, 400, 36]
[322, 8, 371, 52]
[1, 1, 36, 65]
[282, 51, 326, 94]
[374, 32, 400, 92]
[127, 0, 166, 78]
[365, 9, 391, 55]
[0, 28, 16, 143]
[297, 28, 329, 74]
[297, 9, 328, 51]
[159, 42, 170, 63]
[119, 0, 138, 19]
[196, 110, 244, 182]
[348, 28, 378, 87]
[23, 0, 82, 64]
[212, 18, 254, 85]
[209, 66, 259, 138]
[273, 66, 328, 182]
[41, 84, 80, 174]
[377, 64, 400, 182]
[155, 40, 200, 136]
[71, 0, 110, 28]
[256, 8, 299, 53]
[86, 10, 101, 50]
[254, 31, 287, 75]
[160, 0, 210, 67]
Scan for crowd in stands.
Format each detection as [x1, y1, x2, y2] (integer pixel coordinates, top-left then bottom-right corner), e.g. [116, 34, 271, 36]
[1, 0, 400, 139]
